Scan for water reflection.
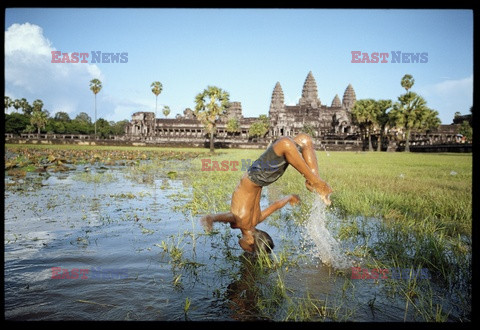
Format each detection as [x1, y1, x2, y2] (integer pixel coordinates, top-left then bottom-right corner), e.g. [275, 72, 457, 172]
[225, 253, 267, 321]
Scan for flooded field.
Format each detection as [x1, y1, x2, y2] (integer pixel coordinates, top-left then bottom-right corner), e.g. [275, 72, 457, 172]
[4, 146, 471, 321]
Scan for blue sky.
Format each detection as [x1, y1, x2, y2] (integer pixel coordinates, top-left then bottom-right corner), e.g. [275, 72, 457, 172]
[5, 8, 473, 124]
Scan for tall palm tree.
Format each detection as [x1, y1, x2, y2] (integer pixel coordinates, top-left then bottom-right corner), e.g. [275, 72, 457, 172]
[151, 81, 163, 118]
[390, 92, 433, 152]
[374, 99, 392, 151]
[194, 86, 230, 152]
[5, 96, 12, 112]
[351, 99, 377, 151]
[401, 74, 415, 93]
[19, 98, 32, 116]
[30, 110, 48, 136]
[89, 78, 102, 138]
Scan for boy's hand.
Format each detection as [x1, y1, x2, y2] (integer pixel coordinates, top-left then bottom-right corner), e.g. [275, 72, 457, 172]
[200, 215, 213, 232]
[289, 194, 301, 206]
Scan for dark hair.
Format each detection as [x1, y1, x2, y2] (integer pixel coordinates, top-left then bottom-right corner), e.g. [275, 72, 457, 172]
[252, 229, 274, 253]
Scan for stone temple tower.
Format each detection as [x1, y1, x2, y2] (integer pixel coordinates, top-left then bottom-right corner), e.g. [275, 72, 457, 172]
[342, 84, 356, 111]
[331, 94, 342, 108]
[269, 82, 285, 125]
[298, 71, 321, 108]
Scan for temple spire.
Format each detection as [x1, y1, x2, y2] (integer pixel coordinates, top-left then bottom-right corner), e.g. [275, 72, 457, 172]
[269, 82, 285, 121]
[331, 94, 342, 108]
[342, 84, 356, 111]
[299, 71, 321, 108]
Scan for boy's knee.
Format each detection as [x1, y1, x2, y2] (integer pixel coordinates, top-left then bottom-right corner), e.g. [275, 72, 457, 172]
[275, 137, 296, 151]
[294, 133, 314, 149]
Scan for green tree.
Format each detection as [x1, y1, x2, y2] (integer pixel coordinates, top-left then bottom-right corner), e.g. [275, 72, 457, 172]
[30, 110, 49, 136]
[248, 114, 270, 138]
[459, 120, 473, 142]
[48, 119, 67, 134]
[151, 81, 163, 118]
[19, 98, 32, 116]
[351, 99, 377, 151]
[111, 120, 129, 136]
[32, 99, 44, 113]
[162, 105, 171, 118]
[89, 78, 102, 137]
[12, 99, 22, 112]
[71, 112, 94, 134]
[226, 118, 240, 135]
[54, 111, 71, 122]
[194, 86, 230, 152]
[373, 99, 392, 151]
[390, 92, 436, 152]
[95, 118, 112, 138]
[5, 112, 30, 134]
[75, 112, 92, 123]
[300, 123, 315, 137]
[401, 74, 415, 93]
[5, 96, 12, 112]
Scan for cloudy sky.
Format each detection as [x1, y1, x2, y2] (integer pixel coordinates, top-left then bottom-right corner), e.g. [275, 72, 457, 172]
[5, 8, 473, 124]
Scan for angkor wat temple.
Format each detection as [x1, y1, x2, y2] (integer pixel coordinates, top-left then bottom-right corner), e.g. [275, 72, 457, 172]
[125, 71, 358, 144]
[123, 71, 465, 150]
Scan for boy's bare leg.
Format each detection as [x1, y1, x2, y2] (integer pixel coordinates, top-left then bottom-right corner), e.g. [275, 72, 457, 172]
[273, 135, 332, 205]
[200, 212, 236, 232]
[293, 133, 319, 177]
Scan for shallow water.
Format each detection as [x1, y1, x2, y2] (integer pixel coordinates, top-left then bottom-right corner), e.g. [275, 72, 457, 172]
[4, 160, 469, 321]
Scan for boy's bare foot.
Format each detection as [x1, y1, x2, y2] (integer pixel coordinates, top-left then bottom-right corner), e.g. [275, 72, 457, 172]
[305, 180, 332, 206]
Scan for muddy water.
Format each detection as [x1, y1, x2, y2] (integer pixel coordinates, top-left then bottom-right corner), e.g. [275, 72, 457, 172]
[4, 161, 464, 321]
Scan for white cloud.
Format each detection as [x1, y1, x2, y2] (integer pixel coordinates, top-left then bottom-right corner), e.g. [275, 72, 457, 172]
[418, 75, 473, 123]
[425, 76, 473, 95]
[5, 23, 105, 118]
[101, 96, 151, 122]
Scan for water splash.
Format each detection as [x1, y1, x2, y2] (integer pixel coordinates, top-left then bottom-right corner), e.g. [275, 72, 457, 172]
[302, 195, 351, 269]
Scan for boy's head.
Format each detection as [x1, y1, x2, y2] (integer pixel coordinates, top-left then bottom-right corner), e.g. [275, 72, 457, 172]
[252, 229, 274, 254]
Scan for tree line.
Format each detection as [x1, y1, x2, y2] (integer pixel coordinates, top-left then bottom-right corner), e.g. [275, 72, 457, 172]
[4, 96, 129, 138]
[351, 74, 471, 152]
[5, 74, 472, 153]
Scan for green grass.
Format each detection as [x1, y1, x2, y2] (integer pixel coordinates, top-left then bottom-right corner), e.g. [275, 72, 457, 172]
[178, 149, 472, 238]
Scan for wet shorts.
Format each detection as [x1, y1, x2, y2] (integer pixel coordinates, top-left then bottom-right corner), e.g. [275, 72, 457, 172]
[247, 139, 302, 187]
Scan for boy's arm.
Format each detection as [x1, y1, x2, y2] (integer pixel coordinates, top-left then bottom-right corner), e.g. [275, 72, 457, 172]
[259, 195, 300, 223]
[200, 212, 236, 231]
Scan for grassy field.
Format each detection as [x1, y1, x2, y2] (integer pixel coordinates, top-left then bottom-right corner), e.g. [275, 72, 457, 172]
[5, 144, 472, 320]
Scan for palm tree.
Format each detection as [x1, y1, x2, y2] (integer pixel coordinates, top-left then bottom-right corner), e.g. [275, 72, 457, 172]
[5, 96, 12, 112]
[32, 99, 44, 112]
[390, 92, 433, 152]
[151, 81, 163, 118]
[401, 74, 415, 93]
[89, 78, 102, 138]
[194, 86, 230, 152]
[19, 98, 32, 116]
[419, 108, 441, 133]
[30, 110, 48, 136]
[162, 105, 171, 118]
[351, 99, 376, 151]
[12, 99, 21, 112]
[373, 99, 392, 151]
